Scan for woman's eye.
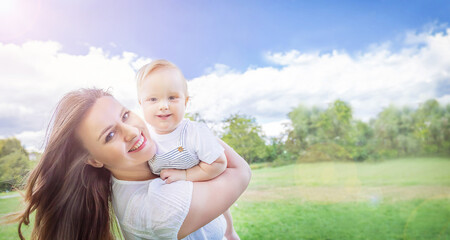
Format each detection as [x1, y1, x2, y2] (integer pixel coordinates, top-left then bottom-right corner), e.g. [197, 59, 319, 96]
[122, 111, 130, 121]
[105, 131, 115, 143]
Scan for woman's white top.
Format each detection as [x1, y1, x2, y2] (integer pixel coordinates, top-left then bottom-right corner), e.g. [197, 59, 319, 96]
[112, 176, 226, 240]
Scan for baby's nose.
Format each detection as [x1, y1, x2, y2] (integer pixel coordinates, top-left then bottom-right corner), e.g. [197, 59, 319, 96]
[159, 100, 169, 110]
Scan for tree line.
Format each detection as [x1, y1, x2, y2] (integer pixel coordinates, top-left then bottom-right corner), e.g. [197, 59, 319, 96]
[217, 99, 450, 165]
[1, 99, 448, 190]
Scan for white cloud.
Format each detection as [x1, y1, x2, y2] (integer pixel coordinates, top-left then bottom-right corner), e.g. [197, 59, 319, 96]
[15, 130, 45, 152]
[261, 119, 290, 138]
[187, 28, 450, 129]
[1, 27, 450, 151]
[0, 41, 150, 151]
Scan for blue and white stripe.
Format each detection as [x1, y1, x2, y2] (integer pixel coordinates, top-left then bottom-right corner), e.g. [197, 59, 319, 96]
[149, 120, 199, 174]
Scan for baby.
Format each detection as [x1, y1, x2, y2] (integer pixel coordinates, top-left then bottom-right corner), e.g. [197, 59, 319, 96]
[136, 60, 240, 240]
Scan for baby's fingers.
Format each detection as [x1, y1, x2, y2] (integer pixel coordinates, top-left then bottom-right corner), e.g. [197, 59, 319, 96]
[165, 177, 175, 184]
[160, 170, 169, 180]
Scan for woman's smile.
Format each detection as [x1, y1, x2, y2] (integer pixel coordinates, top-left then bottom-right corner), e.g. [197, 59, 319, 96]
[128, 133, 147, 153]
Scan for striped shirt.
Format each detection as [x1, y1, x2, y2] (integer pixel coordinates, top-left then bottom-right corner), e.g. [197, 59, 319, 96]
[148, 119, 223, 175]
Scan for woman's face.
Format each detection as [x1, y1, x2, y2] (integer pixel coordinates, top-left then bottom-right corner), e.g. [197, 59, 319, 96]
[77, 96, 157, 180]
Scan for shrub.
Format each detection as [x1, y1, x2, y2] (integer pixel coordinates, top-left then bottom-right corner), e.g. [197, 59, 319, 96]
[299, 142, 352, 162]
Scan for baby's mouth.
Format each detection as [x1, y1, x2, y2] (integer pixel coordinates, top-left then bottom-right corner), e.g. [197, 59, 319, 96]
[157, 114, 172, 119]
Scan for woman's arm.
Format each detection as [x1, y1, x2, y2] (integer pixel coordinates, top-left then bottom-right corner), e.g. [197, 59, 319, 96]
[185, 153, 227, 182]
[177, 139, 251, 239]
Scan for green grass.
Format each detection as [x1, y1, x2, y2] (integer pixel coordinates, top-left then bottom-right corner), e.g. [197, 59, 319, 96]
[235, 157, 450, 239]
[250, 157, 450, 189]
[0, 195, 33, 239]
[231, 199, 450, 240]
[1, 157, 449, 239]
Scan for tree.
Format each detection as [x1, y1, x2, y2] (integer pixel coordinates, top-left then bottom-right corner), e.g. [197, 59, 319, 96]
[346, 120, 374, 161]
[265, 136, 290, 164]
[0, 150, 30, 190]
[286, 100, 355, 162]
[0, 138, 31, 191]
[414, 99, 449, 154]
[373, 105, 401, 157]
[1, 138, 27, 157]
[316, 100, 353, 145]
[221, 114, 267, 164]
[285, 105, 322, 158]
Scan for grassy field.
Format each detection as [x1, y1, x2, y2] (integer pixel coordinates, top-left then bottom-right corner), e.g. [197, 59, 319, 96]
[1, 157, 449, 239]
[0, 193, 33, 239]
[231, 157, 450, 240]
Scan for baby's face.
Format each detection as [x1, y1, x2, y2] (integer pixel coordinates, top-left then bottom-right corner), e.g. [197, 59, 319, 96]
[139, 68, 188, 134]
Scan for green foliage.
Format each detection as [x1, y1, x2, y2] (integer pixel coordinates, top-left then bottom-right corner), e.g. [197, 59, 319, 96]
[349, 120, 375, 161]
[413, 100, 450, 155]
[0, 138, 31, 191]
[285, 99, 450, 163]
[373, 105, 419, 158]
[185, 112, 206, 123]
[317, 100, 353, 144]
[0, 138, 27, 157]
[286, 105, 322, 150]
[221, 114, 267, 164]
[300, 142, 352, 163]
[264, 137, 290, 165]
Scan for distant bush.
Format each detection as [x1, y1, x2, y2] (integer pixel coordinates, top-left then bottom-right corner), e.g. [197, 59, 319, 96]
[299, 143, 352, 163]
[250, 162, 272, 170]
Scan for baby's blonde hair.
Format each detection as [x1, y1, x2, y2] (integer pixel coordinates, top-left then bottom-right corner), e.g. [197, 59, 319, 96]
[136, 59, 188, 102]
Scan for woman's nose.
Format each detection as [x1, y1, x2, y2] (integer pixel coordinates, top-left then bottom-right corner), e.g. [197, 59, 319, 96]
[122, 123, 139, 142]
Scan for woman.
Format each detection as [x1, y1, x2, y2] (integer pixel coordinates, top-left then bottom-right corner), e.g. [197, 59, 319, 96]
[14, 88, 251, 239]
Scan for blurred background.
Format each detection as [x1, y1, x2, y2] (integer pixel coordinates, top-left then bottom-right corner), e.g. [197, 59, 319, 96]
[0, 0, 449, 239]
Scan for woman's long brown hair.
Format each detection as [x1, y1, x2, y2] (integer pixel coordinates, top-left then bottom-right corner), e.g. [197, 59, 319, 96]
[13, 88, 117, 239]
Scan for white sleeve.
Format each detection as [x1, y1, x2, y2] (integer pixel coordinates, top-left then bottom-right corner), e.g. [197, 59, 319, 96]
[120, 178, 193, 240]
[192, 122, 225, 164]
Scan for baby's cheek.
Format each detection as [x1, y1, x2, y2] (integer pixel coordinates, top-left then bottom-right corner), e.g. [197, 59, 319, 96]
[143, 112, 152, 123]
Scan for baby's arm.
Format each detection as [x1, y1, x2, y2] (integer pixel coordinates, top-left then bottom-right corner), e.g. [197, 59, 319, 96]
[159, 153, 227, 184]
[160, 121, 227, 184]
[186, 153, 227, 181]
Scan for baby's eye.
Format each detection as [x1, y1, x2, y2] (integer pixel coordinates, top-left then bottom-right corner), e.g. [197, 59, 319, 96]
[149, 97, 158, 102]
[169, 96, 177, 101]
[105, 131, 115, 143]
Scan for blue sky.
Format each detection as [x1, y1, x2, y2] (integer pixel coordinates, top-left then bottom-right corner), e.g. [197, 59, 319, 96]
[1, 0, 450, 150]
[3, 0, 450, 78]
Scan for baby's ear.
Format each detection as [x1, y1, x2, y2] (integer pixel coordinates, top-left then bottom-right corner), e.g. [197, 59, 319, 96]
[86, 157, 104, 168]
[185, 96, 189, 106]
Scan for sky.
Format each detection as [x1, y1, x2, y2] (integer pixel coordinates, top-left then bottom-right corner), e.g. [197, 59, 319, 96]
[0, 0, 450, 151]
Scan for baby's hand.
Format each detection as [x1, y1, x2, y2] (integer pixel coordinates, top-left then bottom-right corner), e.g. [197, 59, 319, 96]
[160, 169, 187, 184]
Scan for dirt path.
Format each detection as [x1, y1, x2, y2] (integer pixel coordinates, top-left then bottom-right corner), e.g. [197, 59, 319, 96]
[0, 193, 20, 199]
[241, 186, 450, 202]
